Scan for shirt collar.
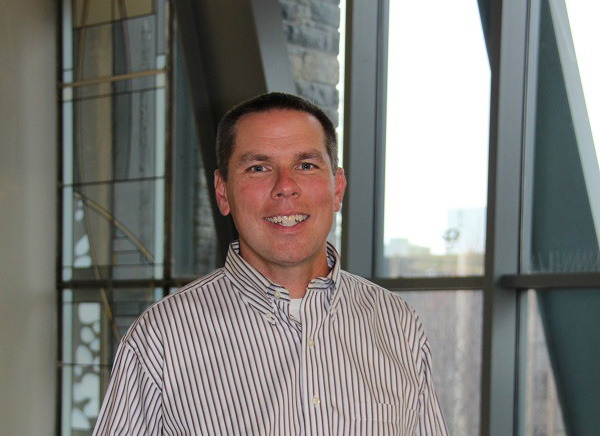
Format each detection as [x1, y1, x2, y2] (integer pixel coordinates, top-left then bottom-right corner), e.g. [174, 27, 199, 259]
[224, 240, 342, 319]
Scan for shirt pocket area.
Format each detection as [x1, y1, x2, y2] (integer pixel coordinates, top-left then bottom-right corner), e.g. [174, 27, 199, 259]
[353, 402, 418, 435]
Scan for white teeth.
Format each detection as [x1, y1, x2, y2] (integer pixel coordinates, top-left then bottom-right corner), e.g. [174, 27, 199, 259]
[265, 214, 308, 227]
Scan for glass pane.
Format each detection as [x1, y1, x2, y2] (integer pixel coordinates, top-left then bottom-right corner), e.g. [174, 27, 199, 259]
[71, 96, 114, 184]
[70, 13, 163, 91]
[73, 0, 111, 28]
[61, 2, 170, 434]
[62, 364, 111, 435]
[69, 85, 165, 146]
[63, 179, 161, 280]
[73, 0, 154, 28]
[519, 288, 600, 434]
[122, 0, 154, 19]
[397, 290, 483, 435]
[519, 290, 567, 436]
[61, 288, 161, 435]
[381, 0, 490, 277]
[68, 90, 163, 185]
[171, 31, 218, 277]
[71, 22, 113, 92]
[524, 0, 600, 273]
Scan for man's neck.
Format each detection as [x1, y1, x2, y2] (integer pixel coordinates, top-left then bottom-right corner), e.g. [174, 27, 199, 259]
[239, 248, 330, 299]
[265, 262, 330, 299]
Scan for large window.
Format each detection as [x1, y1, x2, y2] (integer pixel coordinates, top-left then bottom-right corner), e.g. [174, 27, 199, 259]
[343, 0, 600, 434]
[518, 1, 600, 434]
[58, 1, 217, 433]
[382, 0, 490, 278]
[383, 2, 488, 432]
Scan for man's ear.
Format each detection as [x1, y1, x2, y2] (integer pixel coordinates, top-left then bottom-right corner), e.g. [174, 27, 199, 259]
[214, 170, 231, 216]
[333, 168, 347, 212]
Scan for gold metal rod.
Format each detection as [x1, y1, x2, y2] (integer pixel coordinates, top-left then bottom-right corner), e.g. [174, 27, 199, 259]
[73, 190, 155, 263]
[61, 68, 166, 89]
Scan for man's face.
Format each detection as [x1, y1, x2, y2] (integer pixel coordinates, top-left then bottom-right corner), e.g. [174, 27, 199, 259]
[214, 109, 346, 275]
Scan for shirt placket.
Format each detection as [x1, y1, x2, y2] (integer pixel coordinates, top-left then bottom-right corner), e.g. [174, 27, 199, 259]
[300, 285, 331, 436]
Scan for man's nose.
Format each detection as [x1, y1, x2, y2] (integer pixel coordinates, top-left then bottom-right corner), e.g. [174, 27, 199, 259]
[271, 170, 300, 199]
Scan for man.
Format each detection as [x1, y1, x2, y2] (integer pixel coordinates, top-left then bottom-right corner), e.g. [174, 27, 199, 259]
[93, 92, 448, 435]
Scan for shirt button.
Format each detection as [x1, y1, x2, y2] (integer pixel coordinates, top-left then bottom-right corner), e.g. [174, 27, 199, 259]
[307, 338, 315, 348]
[274, 290, 281, 299]
[312, 396, 320, 406]
[265, 313, 272, 321]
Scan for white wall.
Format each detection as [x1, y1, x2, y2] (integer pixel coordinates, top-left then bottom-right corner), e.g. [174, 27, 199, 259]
[0, 0, 57, 434]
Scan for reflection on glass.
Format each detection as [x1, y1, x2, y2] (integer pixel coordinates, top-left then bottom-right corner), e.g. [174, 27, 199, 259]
[382, 0, 490, 277]
[397, 290, 482, 435]
[520, 291, 567, 436]
[526, 0, 600, 273]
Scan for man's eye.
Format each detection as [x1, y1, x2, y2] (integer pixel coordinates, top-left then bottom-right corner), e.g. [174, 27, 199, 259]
[299, 163, 315, 170]
[250, 165, 266, 172]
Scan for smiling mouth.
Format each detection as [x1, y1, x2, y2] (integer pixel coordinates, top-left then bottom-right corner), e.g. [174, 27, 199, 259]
[264, 214, 308, 227]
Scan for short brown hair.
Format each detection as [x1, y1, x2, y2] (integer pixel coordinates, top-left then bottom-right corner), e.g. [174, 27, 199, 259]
[216, 92, 338, 180]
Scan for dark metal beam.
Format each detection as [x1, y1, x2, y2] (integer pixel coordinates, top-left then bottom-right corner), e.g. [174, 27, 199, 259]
[58, 278, 195, 289]
[342, 0, 387, 277]
[500, 273, 600, 290]
[371, 276, 484, 292]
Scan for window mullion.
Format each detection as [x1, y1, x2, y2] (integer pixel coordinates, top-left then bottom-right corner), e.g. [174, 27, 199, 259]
[341, 0, 386, 277]
[480, 0, 530, 435]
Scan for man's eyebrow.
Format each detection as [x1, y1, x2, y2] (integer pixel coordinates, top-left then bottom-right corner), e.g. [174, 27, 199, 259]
[235, 149, 327, 165]
[236, 152, 271, 166]
[296, 149, 327, 162]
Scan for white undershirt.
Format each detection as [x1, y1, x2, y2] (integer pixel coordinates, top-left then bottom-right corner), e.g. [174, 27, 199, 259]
[289, 298, 302, 323]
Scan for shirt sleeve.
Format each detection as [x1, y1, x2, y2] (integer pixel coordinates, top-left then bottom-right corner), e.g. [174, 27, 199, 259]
[416, 339, 449, 436]
[92, 341, 163, 436]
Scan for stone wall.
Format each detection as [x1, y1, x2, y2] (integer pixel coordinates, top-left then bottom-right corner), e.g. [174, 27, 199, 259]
[280, 0, 341, 126]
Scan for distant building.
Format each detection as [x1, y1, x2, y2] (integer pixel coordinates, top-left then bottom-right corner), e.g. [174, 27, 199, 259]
[383, 207, 485, 277]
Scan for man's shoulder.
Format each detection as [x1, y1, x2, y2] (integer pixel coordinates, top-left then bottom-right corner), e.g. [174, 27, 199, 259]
[337, 270, 425, 349]
[169, 267, 228, 299]
[338, 269, 383, 290]
[153, 267, 227, 307]
[338, 269, 415, 314]
[122, 268, 229, 341]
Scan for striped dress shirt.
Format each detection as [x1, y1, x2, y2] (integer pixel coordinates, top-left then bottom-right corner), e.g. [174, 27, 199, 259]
[93, 241, 448, 435]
